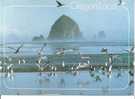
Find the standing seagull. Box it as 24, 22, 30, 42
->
0, 61, 2, 72
36, 43, 47, 65
56, 0, 64, 7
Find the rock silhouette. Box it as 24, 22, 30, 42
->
48, 15, 82, 40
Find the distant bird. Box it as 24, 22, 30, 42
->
8, 43, 26, 64
89, 71, 95, 77
95, 75, 102, 82
129, 70, 134, 76
36, 43, 47, 72
108, 64, 112, 73
48, 64, 57, 77
104, 55, 113, 73
118, 0, 122, 6
36, 63, 44, 71
123, 47, 134, 54
55, 48, 65, 55
101, 48, 108, 54
129, 80, 134, 86
0, 66, 2, 72
0, 61, 2, 71
36, 57, 46, 76
56, 0, 64, 7
7, 64, 14, 73
17, 58, 26, 64
38, 43, 47, 57
117, 72, 121, 78
5, 64, 14, 79
50, 64, 57, 72
76, 62, 89, 70
62, 61, 65, 68
8, 43, 24, 54
80, 56, 91, 60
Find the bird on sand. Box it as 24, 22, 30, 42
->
56, 0, 64, 7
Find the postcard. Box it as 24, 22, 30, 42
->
0, 0, 134, 95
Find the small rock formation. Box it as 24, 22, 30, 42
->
32, 35, 45, 41
48, 15, 83, 40
97, 30, 106, 39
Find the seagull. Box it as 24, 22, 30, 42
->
48, 64, 57, 77
105, 56, 113, 73
8, 43, 24, 54
129, 70, 134, 76
5, 64, 14, 79
123, 47, 134, 54
55, 48, 65, 55
8, 43, 26, 64
38, 43, 47, 57
7, 64, 14, 73
129, 80, 134, 86
117, 72, 122, 78
0, 66, 2, 72
95, 75, 102, 82
80, 56, 91, 60
89, 70, 95, 77
101, 48, 108, 54
0, 61, 3, 71
118, 0, 122, 6
36, 43, 47, 73
76, 62, 89, 70
62, 61, 65, 67
50, 64, 57, 72
56, 0, 64, 7
36, 63, 44, 76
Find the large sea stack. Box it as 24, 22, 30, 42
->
47, 15, 82, 40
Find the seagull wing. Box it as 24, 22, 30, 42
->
131, 47, 134, 52
17, 44, 24, 50
123, 49, 129, 52
39, 43, 46, 53
7, 46, 16, 50
118, 0, 122, 5
56, 0, 62, 6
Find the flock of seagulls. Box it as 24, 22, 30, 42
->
0, 43, 134, 79
0, 41, 134, 86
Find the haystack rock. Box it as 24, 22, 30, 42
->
48, 15, 83, 40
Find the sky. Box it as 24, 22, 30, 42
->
0, 0, 133, 43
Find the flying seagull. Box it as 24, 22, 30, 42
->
123, 47, 134, 54
8, 43, 24, 54
38, 43, 47, 56
56, 0, 64, 7
118, 0, 122, 6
